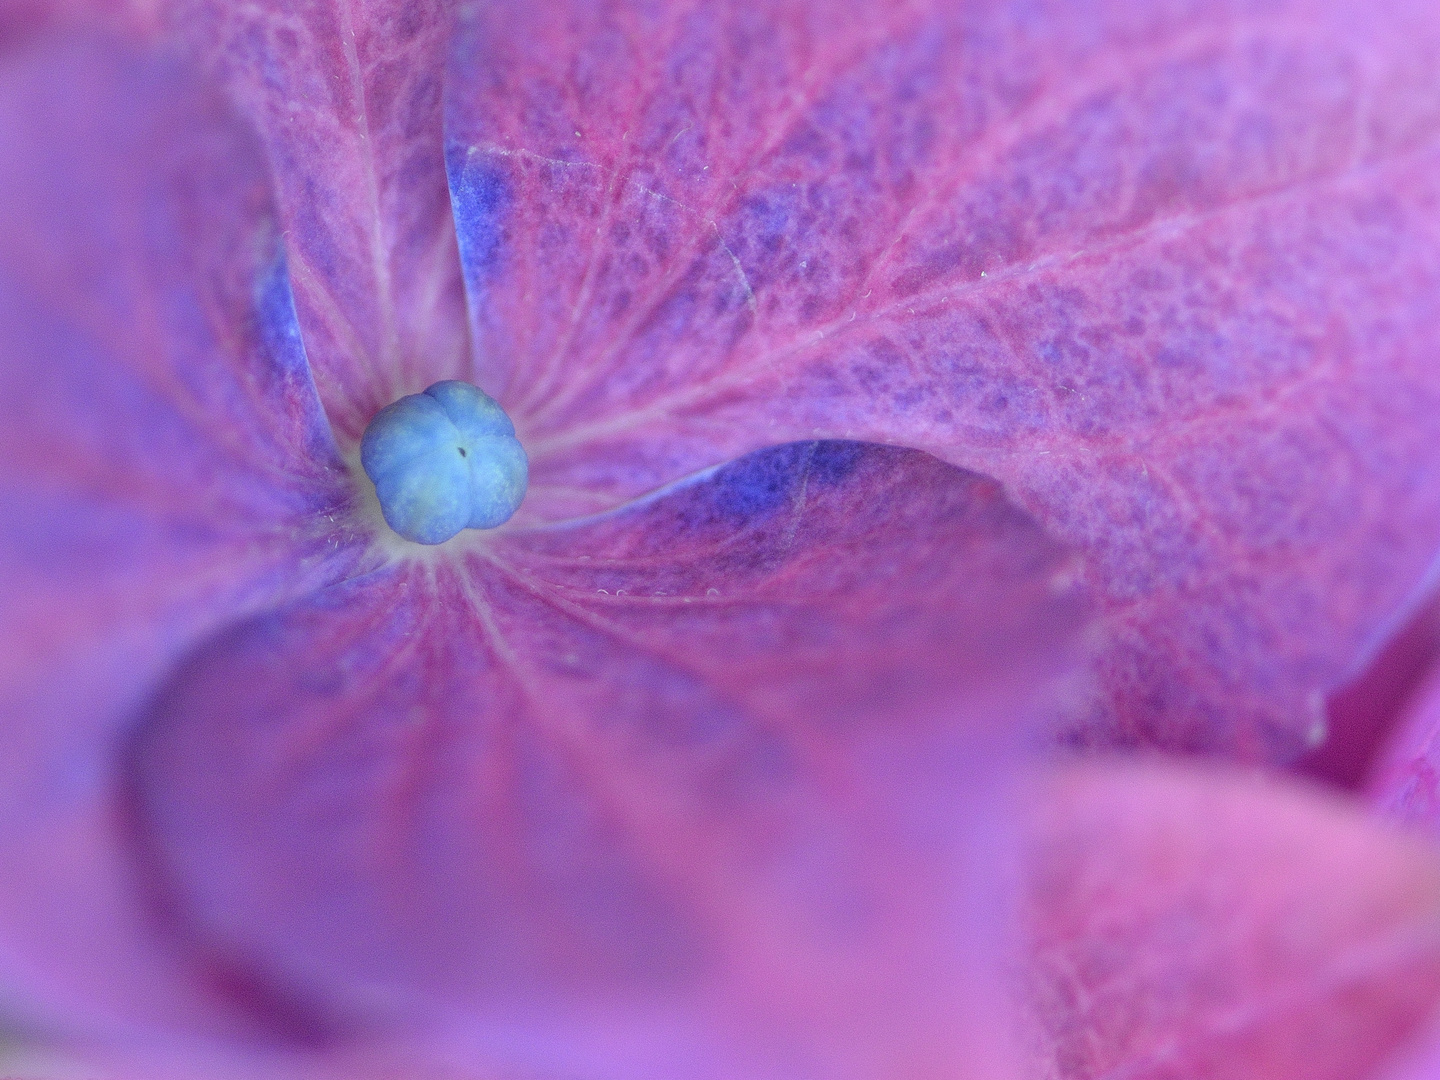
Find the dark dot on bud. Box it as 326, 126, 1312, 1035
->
359, 379, 528, 544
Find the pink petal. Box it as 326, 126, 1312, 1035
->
1027, 760, 1440, 1080
168, 0, 473, 441
0, 38, 361, 1039
129, 442, 1092, 1078
1376, 1014, 1440, 1080
446, 0, 1440, 757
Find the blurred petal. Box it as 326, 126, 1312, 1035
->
1026, 760, 1440, 1080
129, 441, 1092, 1078
0, 38, 362, 1039
170, 0, 473, 440
446, 0, 1440, 757
0, 0, 159, 45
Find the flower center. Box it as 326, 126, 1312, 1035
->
359, 380, 528, 545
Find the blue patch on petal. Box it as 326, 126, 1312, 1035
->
806, 440, 868, 486
448, 148, 512, 288
254, 241, 341, 467
681, 440, 870, 531
724, 441, 866, 516
712, 443, 814, 522
255, 245, 310, 382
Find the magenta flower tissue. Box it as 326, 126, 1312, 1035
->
5, 2, 1440, 1079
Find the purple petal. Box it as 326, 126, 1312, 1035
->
0, 38, 361, 1038
445, 0, 1440, 756
168, 0, 473, 442
1028, 760, 1440, 1080
129, 442, 1092, 1077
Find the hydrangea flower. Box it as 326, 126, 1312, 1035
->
5, 1, 1440, 1078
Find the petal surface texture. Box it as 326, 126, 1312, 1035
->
0, 39, 360, 1038
1027, 761, 1440, 1080
129, 441, 1093, 1079
444, 0, 1440, 756
167, 0, 475, 441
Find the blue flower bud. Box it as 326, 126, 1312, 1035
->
360, 381, 527, 545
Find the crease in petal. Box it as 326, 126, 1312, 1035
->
1369, 628, 1440, 837
445, 0, 1440, 757
1300, 584, 1440, 790
169, 0, 475, 441
127, 441, 1093, 1079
